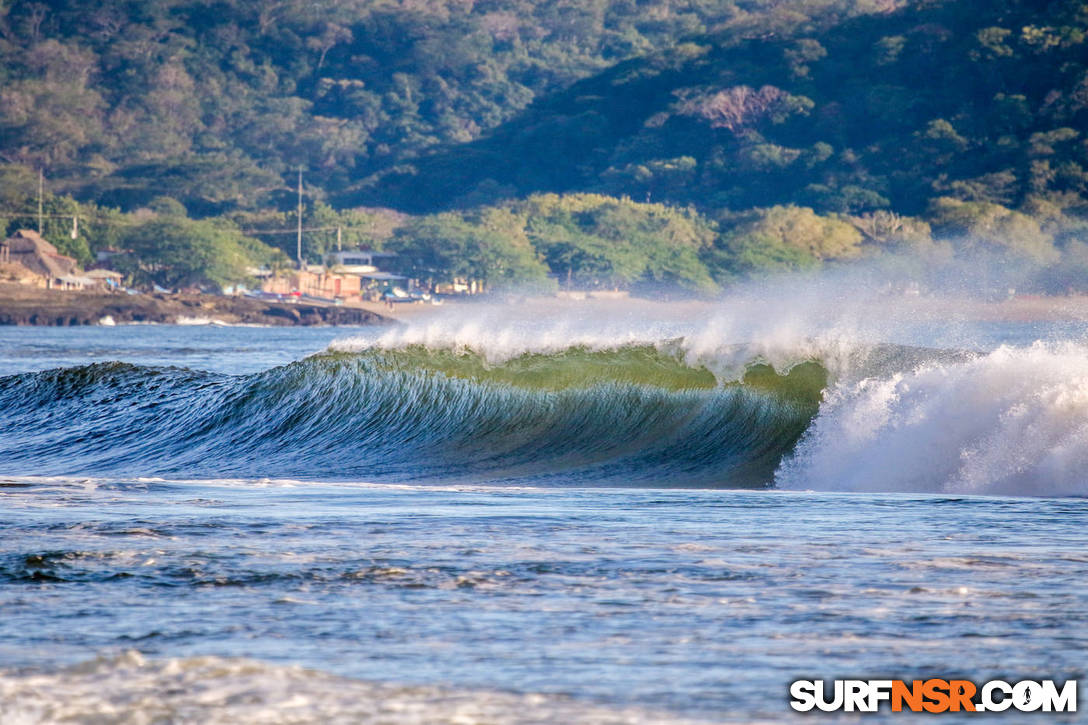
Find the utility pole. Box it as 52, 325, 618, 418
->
296, 167, 304, 270
337, 225, 342, 252
37, 169, 44, 235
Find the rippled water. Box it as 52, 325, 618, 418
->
1, 320, 1086, 723
2, 479, 1086, 723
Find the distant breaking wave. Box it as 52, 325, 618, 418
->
1, 337, 1086, 496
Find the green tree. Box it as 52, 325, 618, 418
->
720, 205, 863, 260
119, 213, 275, 290
704, 230, 819, 280
389, 211, 551, 291
926, 197, 1058, 264
518, 193, 718, 292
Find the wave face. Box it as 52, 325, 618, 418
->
4, 327, 1088, 496
0, 346, 825, 488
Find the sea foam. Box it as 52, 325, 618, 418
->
777, 342, 1088, 497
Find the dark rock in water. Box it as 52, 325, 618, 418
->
0, 283, 392, 326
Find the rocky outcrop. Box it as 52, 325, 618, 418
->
0, 284, 392, 326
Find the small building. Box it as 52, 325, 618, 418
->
83, 268, 125, 289
330, 249, 396, 272
262, 250, 404, 301
0, 260, 45, 287
261, 266, 362, 299
0, 230, 83, 289
56, 274, 98, 290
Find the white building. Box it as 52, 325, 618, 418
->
329, 250, 397, 274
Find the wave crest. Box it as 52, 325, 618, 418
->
7, 336, 1083, 496
0, 346, 825, 488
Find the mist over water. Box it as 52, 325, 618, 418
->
324, 264, 1088, 497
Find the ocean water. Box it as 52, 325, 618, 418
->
1, 296, 1086, 723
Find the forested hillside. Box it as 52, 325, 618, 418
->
0, 0, 885, 212
378, 0, 1088, 216
2, 0, 1087, 295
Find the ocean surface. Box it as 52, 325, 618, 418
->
1, 296, 1086, 723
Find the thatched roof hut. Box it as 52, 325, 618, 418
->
1, 229, 81, 287
0, 260, 46, 286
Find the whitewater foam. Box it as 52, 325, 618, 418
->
0, 651, 723, 725
777, 342, 1088, 497
329, 291, 946, 383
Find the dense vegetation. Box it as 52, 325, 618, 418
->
1, 0, 1087, 294
380, 0, 1088, 217
388, 194, 719, 294
0, 0, 879, 211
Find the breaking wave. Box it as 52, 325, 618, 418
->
778, 342, 1088, 497
1, 331, 1087, 496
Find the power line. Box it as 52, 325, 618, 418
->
0, 214, 372, 234
2, 208, 376, 244
242, 225, 345, 235
0, 212, 91, 220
